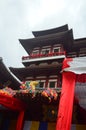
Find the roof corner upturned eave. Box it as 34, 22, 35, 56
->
19, 29, 74, 55
32, 24, 69, 37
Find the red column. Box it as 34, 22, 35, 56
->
56, 72, 76, 130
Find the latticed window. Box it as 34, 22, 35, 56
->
53, 47, 60, 53
39, 80, 46, 88
39, 82, 44, 88
32, 50, 39, 55
41, 48, 50, 55
48, 80, 57, 88
49, 82, 55, 88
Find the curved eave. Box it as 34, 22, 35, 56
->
0, 58, 21, 89
32, 24, 68, 37
68, 38, 86, 52
19, 29, 73, 54
9, 64, 62, 81
74, 38, 86, 48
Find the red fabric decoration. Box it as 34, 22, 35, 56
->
16, 111, 25, 130
56, 72, 76, 130
0, 94, 27, 130
62, 58, 73, 70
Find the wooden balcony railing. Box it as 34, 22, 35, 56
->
22, 51, 66, 60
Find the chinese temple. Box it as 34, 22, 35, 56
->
0, 24, 86, 130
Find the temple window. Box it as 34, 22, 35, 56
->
53, 47, 61, 53
48, 79, 57, 88
32, 50, 39, 55
41, 48, 50, 55
39, 80, 45, 88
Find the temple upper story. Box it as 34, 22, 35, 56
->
19, 25, 74, 66
19, 24, 86, 67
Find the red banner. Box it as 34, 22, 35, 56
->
56, 72, 76, 130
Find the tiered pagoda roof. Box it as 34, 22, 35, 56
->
67, 38, 86, 57
19, 25, 74, 54
32, 24, 68, 37
10, 24, 86, 81
9, 63, 62, 81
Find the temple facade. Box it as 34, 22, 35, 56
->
10, 24, 86, 130
0, 24, 86, 130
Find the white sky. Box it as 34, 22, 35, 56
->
0, 0, 86, 67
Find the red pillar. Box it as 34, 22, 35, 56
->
56, 72, 76, 130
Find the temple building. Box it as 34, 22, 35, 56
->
0, 24, 86, 130
10, 24, 72, 86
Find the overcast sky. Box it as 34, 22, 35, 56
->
0, 0, 86, 67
